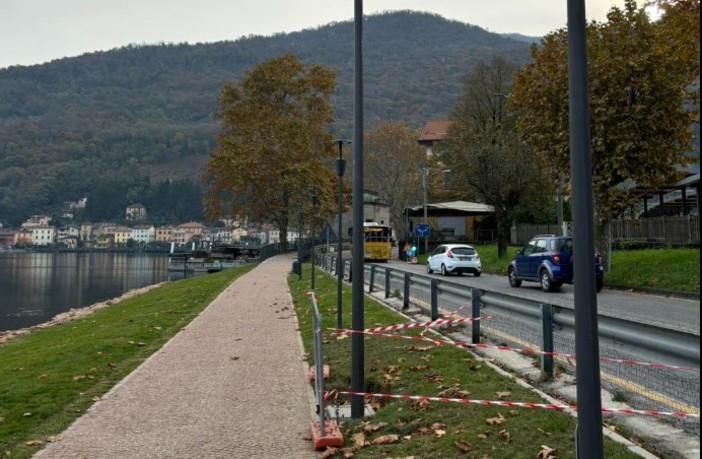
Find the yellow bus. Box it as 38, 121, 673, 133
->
363, 222, 392, 261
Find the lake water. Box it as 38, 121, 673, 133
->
0, 252, 184, 333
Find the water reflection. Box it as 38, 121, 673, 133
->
0, 252, 180, 332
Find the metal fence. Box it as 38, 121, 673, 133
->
321, 254, 700, 434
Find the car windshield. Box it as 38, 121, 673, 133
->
451, 247, 476, 256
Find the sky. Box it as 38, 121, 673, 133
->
0, 0, 630, 70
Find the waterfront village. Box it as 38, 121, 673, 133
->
0, 202, 297, 251
0, 192, 395, 252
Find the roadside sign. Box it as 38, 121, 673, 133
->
414, 223, 430, 238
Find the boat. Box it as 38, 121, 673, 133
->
167, 250, 242, 273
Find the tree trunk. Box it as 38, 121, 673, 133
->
496, 216, 511, 258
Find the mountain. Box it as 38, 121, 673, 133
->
501, 33, 542, 44
0, 10, 532, 227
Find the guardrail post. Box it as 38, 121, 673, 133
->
384, 267, 391, 299
471, 288, 481, 344
430, 279, 439, 321
403, 272, 410, 310
541, 303, 554, 379
369, 264, 376, 293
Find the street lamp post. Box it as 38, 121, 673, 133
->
297, 208, 302, 280
310, 192, 318, 290
333, 139, 350, 331
420, 166, 429, 254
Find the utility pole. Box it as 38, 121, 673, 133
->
567, 0, 604, 456
333, 139, 349, 331
420, 166, 429, 254
351, 0, 365, 419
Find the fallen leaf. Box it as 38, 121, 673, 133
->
24, 440, 43, 447
495, 391, 511, 400
342, 451, 355, 459
486, 413, 505, 425
336, 333, 349, 340
370, 434, 399, 445
319, 447, 337, 459
455, 440, 473, 452
409, 364, 429, 371
38, 374, 48, 380
362, 422, 388, 434
352, 432, 366, 448
538, 445, 557, 459
384, 365, 401, 374
91, 396, 101, 402
431, 422, 446, 430
509, 410, 519, 417
537, 428, 552, 437
435, 429, 446, 438
46, 436, 61, 443
23, 412, 32, 417
73, 375, 87, 382
498, 429, 511, 443
476, 433, 489, 440
412, 427, 432, 436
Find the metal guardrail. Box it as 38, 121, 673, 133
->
319, 253, 700, 429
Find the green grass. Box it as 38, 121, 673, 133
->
0, 264, 255, 459
418, 246, 700, 293
290, 265, 644, 458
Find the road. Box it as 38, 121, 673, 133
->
377, 259, 700, 335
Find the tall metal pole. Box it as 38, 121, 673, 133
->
351, 0, 365, 419
421, 167, 429, 254
567, 1, 603, 457
297, 209, 302, 280
334, 140, 349, 332
311, 193, 317, 290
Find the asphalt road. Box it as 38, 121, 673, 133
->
377, 259, 700, 335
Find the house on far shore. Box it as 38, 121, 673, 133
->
126, 203, 147, 221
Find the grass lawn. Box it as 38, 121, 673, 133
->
289, 265, 645, 458
419, 245, 700, 293
0, 264, 255, 459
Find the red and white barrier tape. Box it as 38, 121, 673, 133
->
332, 328, 700, 372
364, 315, 490, 334
328, 390, 700, 419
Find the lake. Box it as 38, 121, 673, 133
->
0, 252, 184, 333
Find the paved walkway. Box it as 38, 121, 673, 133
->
36, 255, 318, 459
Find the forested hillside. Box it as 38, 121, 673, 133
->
0, 11, 533, 226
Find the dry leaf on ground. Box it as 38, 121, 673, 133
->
486, 413, 506, 425
538, 445, 557, 458
370, 434, 399, 445
455, 440, 473, 452
498, 429, 512, 443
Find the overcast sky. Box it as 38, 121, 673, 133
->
1, 0, 629, 70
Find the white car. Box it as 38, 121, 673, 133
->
426, 244, 481, 277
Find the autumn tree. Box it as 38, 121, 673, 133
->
512, 0, 699, 262
363, 122, 426, 237
203, 54, 339, 251
440, 57, 544, 257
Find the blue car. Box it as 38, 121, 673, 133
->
507, 235, 604, 292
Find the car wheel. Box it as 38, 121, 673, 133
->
474, 270, 481, 277
426, 263, 433, 274
441, 264, 448, 276
540, 269, 558, 292
596, 278, 603, 292
508, 266, 521, 287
